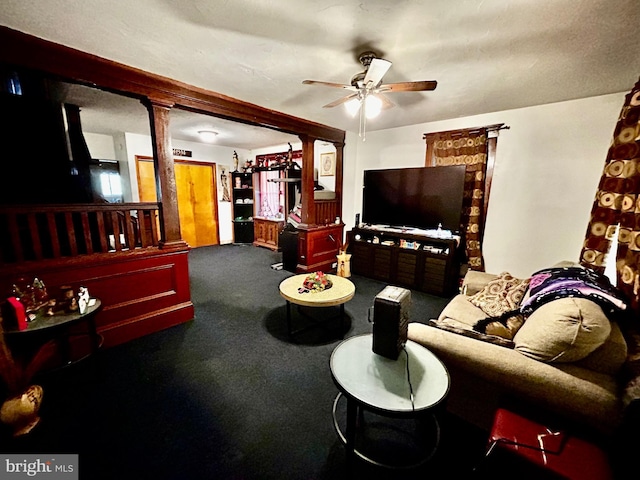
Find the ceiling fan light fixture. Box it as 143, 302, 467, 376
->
344, 97, 361, 117
365, 95, 383, 119
198, 130, 218, 142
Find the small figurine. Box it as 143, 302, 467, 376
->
286, 142, 293, 167
233, 151, 239, 172
220, 171, 230, 202
78, 286, 90, 314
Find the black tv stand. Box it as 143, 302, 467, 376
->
347, 226, 461, 296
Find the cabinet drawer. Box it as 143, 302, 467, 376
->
351, 243, 372, 276
373, 248, 391, 280
396, 251, 418, 286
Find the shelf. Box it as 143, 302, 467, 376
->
232, 172, 254, 243
268, 177, 301, 183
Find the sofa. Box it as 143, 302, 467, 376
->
407, 265, 639, 438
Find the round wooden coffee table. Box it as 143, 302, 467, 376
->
278, 274, 355, 338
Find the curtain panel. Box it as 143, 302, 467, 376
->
431, 130, 488, 271
581, 78, 640, 313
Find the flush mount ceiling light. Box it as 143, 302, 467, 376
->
198, 130, 218, 142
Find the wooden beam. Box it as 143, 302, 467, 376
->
0, 26, 345, 145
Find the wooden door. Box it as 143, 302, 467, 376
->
136, 156, 219, 248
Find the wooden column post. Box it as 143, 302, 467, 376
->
333, 141, 345, 223
299, 135, 316, 225
144, 97, 187, 249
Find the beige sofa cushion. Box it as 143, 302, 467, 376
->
514, 298, 611, 363
574, 321, 627, 375
438, 294, 487, 327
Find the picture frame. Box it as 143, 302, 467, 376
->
320, 152, 336, 176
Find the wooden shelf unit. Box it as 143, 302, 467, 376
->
231, 171, 255, 243
347, 227, 461, 296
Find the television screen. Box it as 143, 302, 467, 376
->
362, 165, 466, 232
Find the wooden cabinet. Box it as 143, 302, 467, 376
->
347, 227, 460, 297
296, 223, 344, 273
253, 217, 285, 251
232, 172, 254, 243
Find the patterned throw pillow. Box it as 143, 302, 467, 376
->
468, 272, 530, 317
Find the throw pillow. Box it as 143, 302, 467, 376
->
468, 271, 530, 318
513, 297, 611, 363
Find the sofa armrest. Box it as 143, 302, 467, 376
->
461, 271, 498, 296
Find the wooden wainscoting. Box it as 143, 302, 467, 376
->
0, 247, 194, 348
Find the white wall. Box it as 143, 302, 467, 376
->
344, 93, 625, 278
85, 132, 116, 159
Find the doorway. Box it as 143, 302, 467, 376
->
136, 156, 220, 248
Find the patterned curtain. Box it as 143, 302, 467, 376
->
581, 78, 640, 314
432, 130, 488, 271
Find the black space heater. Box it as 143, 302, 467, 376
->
371, 286, 411, 360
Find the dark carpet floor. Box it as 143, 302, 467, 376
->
0, 244, 490, 479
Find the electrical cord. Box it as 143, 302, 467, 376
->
403, 345, 415, 412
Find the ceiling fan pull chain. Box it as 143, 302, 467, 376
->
360, 95, 366, 140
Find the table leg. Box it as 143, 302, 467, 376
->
339, 303, 345, 336
286, 301, 292, 338
87, 315, 102, 375
345, 396, 357, 471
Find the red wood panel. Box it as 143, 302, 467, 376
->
0, 248, 194, 347
296, 224, 344, 273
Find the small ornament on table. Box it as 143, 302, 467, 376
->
60, 286, 78, 312
77, 286, 90, 314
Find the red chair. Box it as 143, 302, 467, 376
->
480, 408, 614, 479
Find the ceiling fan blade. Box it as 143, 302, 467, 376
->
302, 80, 357, 91
322, 93, 359, 108
363, 58, 392, 88
377, 93, 395, 110
378, 80, 438, 92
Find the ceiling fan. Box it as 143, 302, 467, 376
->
303, 51, 437, 139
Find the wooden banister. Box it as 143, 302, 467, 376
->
0, 203, 160, 265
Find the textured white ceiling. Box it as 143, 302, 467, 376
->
1, 0, 638, 148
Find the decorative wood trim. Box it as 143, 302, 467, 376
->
0, 26, 345, 144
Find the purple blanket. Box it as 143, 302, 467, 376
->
520, 267, 628, 316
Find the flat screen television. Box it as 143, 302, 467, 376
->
362, 165, 466, 232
